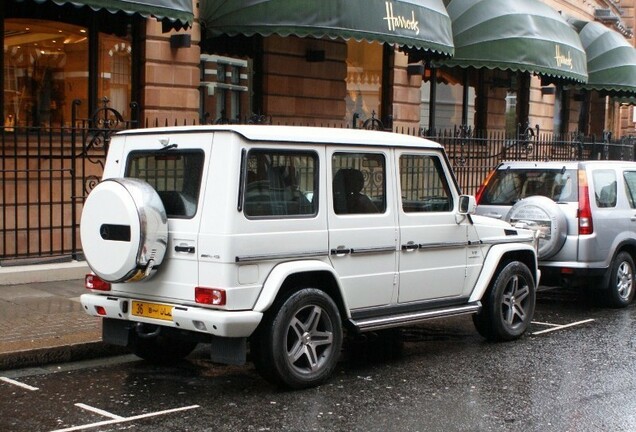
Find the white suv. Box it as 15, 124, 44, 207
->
80, 125, 539, 389
476, 160, 636, 308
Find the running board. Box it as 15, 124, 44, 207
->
349, 301, 482, 332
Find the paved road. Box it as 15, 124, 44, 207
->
1, 287, 635, 432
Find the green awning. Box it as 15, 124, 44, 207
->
571, 20, 636, 95
25, 0, 193, 28
439, 0, 588, 83
200, 0, 454, 57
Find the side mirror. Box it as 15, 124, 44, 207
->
458, 195, 476, 215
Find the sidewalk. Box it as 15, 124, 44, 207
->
0, 268, 126, 370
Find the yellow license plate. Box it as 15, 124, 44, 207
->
131, 301, 174, 321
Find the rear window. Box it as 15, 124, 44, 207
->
125, 150, 204, 219
480, 168, 577, 205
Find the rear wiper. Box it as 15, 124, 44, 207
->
158, 143, 178, 151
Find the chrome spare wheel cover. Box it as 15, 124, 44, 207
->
80, 178, 168, 283
505, 195, 567, 260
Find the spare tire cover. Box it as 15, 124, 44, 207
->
80, 178, 168, 283
505, 195, 567, 260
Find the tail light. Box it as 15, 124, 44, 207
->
85, 274, 111, 291
195, 287, 226, 306
476, 167, 497, 204
578, 170, 593, 235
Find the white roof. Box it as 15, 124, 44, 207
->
499, 160, 636, 169
117, 125, 443, 149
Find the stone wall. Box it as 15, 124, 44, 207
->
141, 2, 201, 126
262, 36, 347, 126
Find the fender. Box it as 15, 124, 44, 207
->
252, 260, 350, 315
599, 240, 636, 289
468, 243, 539, 303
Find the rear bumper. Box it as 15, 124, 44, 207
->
539, 264, 607, 287
80, 293, 262, 338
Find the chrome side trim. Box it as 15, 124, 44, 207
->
350, 302, 482, 332
479, 236, 534, 245
417, 241, 468, 250
351, 246, 396, 255
235, 250, 328, 263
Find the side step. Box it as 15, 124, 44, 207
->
349, 301, 482, 332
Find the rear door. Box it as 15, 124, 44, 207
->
118, 133, 210, 300
327, 148, 398, 310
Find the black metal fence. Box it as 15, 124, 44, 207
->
413, 126, 636, 195
1, 111, 635, 263
0, 99, 133, 265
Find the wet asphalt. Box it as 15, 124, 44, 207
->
2, 286, 636, 431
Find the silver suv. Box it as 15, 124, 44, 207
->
476, 160, 636, 307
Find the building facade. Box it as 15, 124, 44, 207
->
2, 0, 636, 263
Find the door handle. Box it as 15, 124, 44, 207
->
175, 245, 195, 253
330, 247, 352, 256
401, 242, 419, 252
483, 213, 502, 219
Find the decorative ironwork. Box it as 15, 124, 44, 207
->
362, 111, 384, 130
454, 124, 473, 167
72, 98, 129, 195
518, 122, 539, 156
603, 130, 612, 160
246, 113, 271, 124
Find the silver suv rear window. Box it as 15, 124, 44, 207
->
480, 168, 577, 205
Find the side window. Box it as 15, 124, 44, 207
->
593, 169, 617, 208
624, 171, 636, 208
243, 149, 317, 218
332, 153, 386, 214
399, 154, 452, 213
126, 150, 204, 219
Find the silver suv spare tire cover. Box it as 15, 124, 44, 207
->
80, 178, 168, 283
505, 195, 567, 260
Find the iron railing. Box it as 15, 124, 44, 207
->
1, 112, 634, 263
407, 125, 635, 195
0, 98, 134, 265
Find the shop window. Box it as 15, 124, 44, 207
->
505, 91, 517, 136
420, 69, 475, 132
4, 19, 87, 127
4, 18, 132, 128
99, 37, 132, 119
346, 41, 383, 129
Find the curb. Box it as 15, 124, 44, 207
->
0, 261, 90, 286
0, 342, 129, 371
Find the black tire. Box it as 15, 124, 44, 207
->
606, 251, 635, 308
130, 332, 198, 364
473, 261, 536, 341
252, 288, 343, 389
505, 195, 567, 260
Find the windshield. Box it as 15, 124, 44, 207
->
480, 168, 577, 205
